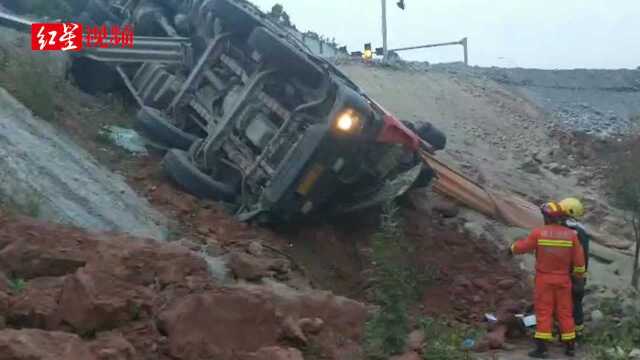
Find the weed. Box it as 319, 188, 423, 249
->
8, 277, 26, 294
583, 297, 640, 359
364, 202, 425, 359
419, 317, 482, 360
0, 50, 59, 121
301, 343, 325, 359
79, 328, 97, 340
131, 303, 142, 321
0, 189, 42, 218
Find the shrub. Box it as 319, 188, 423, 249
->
0, 47, 60, 121
609, 140, 640, 288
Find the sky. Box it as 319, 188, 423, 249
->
250, 0, 640, 69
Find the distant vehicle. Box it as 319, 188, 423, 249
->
1, 0, 447, 223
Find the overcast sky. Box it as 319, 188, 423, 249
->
250, 0, 639, 69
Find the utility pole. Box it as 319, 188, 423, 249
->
381, 0, 388, 61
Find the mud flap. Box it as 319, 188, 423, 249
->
332, 163, 424, 214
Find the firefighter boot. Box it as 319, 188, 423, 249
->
528, 339, 548, 358
565, 341, 576, 357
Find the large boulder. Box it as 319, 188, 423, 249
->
56, 236, 212, 334
58, 266, 155, 334
88, 331, 137, 360
7, 277, 65, 330
157, 283, 368, 360
0, 329, 95, 360
157, 289, 282, 359
241, 346, 304, 360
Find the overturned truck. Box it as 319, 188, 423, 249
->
2, 0, 446, 223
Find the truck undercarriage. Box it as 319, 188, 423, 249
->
1, 0, 447, 223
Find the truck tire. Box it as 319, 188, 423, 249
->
416, 122, 447, 151
162, 149, 236, 201
134, 107, 199, 151
248, 27, 323, 88
70, 57, 123, 94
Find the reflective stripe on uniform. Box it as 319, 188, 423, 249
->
538, 239, 574, 248
561, 332, 576, 341
534, 332, 553, 340
573, 266, 586, 274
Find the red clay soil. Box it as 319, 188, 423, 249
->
123, 155, 532, 322
0, 212, 368, 360
402, 209, 531, 323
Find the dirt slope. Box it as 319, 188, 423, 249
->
339, 63, 635, 290
0, 88, 168, 240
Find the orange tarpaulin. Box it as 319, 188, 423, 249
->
420, 151, 630, 250
420, 151, 544, 229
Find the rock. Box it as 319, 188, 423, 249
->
228, 253, 291, 280
497, 279, 516, 290
282, 316, 308, 344
0, 329, 96, 359
405, 329, 425, 352
58, 268, 153, 333
157, 289, 281, 359
432, 200, 460, 218
205, 238, 223, 257
88, 331, 137, 360
472, 278, 494, 292
463, 222, 486, 240
591, 309, 604, 324
390, 351, 421, 360
519, 160, 541, 174
177, 238, 202, 251
547, 162, 570, 175
621, 298, 640, 317
251, 346, 304, 360
298, 317, 324, 335
478, 324, 508, 350
54, 236, 210, 334
7, 277, 65, 330
248, 241, 264, 257
0, 236, 86, 279
629, 348, 640, 359
229, 253, 272, 281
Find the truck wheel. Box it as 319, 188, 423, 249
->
70, 58, 123, 94
248, 27, 323, 88
134, 107, 199, 151
416, 122, 447, 151
162, 149, 236, 201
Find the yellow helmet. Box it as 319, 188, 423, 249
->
560, 197, 585, 219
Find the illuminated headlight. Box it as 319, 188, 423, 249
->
334, 109, 361, 133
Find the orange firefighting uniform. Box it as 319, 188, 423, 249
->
511, 224, 586, 342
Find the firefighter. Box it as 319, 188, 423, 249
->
509, 202, 586, 358
559, 197, 589, 337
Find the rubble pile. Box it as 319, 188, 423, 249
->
0, 212, 367, 360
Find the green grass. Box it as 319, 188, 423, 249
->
419, 318, 482, 360
364, 202, 430, 359
0, 47, 60, 121
0, 189, 42, 218
583, 297, 640, 359
8, 277, 26, 294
